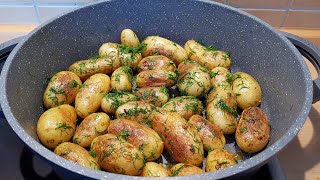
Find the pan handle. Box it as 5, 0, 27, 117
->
281, 31, 320, 104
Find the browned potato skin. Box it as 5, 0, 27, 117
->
54, 142, 100, 170
150, 110, 204, 166
136, 70, 177, 88
236, 107, 270, 153
141, 162, 169, 177
43, 71, 82, 109
137, 55, 176, 72
170, 163, 204, 176
189, 115, 226, 151
90, 134, 145, 175
73, 113, 110, 147
135, 87, 169, 107
206, 149, 237, 172
108, 119, 164, 161
162, 96, 203, 120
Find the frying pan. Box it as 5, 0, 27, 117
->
1, 0, 320, 179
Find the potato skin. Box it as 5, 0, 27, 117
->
101, 91, 137, 114
170, 163, 204, 176
188, 115, 226, 151
142, 36, 188, 65
90, 134, 145, 175
137, 55, 176, 72
75, 74, 111, 118
136, 70, 177, 88
121, 29, 139, 48
54, 142, 99, 170
37, 104, 77, 149
73, 113, 110, 147
150, 110, 204, 166
118, 49, 142, 70
141, 162, 169, 177
108, 119, 164, 161
210, 67, 232, 91
111, 66, 133, 91
232, 72, 262, 109
162, 96, 203, 120
235, 107, 270, 153
135, 87, 169, 107
43, 71, 82, 109
206, 149, 237, 172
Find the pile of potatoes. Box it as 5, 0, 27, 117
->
37, 29, 270, 177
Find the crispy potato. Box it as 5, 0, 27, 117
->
37, 104, 77, 149
232, 72, 262, 109
142, 36, 188, 65
54, 142, 99, 170
136, 70, 177, 88
90, 134, 145, 175
206, 149, 237, 172
121, 29, 140, 48
235, 107, 270, 153
137, 55, 176, 72
111, 66, 133, 91
210, 67, 232, 91
135, 87, 169, 107
150, 110, 204, 166
141, 162, 169, 177
43, 71, 81, 109
170, 163, 204, 176
189, 115, 226, 151
101, 91, 137, 114
73, 113, 110, 147
75, 74, 111, 118
108, 119, 164, 161
162, 96, 203, 120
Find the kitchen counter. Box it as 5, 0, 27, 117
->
1, 25, 320, 180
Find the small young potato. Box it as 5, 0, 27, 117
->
235, 107, 270, 153
115, 101, 156, 127
210, 67, 232, 91
90, 134, 145, 176
37, 104, 77, 149
108, 119, 164, 161
150, 109, 204, 166
141, 162, 169, 177
73, 113, 110, 148
43, 71, 82, 109
162, 96, 203, 120
54, 142, 100, 170
135, 87, 169, 107
232, 72, 262, 109
142, 36, 188, 65
136, 69, 177, 88
121, 29, 140, 48
75, 74, 111, 118
206, 149, 237, 172
185, 40, 231, 69
118, 48, 142, 70
137, 55, 176, 72
98, 42, 119, 59
170, 163, 204, 176
111, 66, 133, 91
101, 91, 137, 114
189, 115, 226, 151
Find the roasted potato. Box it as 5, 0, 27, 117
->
118, 48, 142, 70
136, 69, 177, 88
111, 66, 133, 91
137, 55, 176, 72
75, 74, 111, 118
73, 112, 110, 147
37, 104, 77, 149
43, 71, 81, 109
162, 96, 203, 120
135, 87, 169, 107
206, 149, 237, 172
101, 91, 137, 114
108, 119, 164, 161
121, 29, 140, 48
235, 107, 270, 153
141, 162, 169, 177
90, 134, 145, 175
54, 142, 99, 170
98, 42, 119, 59
210, 67, 232, 91
170, 163, 204, 176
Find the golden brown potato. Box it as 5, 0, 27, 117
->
73, 113, 110, 147
99, 42, 119, 59
142, 36, 188, 65
206, 149, 237, 172
136, 70, 177, 88
111, 66, 133, 91
162, 96, 203, 120
150, 110, 204, 166
43, 71, 82, 109
232, 72, 262, 109
37, 104, 77, 149
141, 162, 169, 177
235, 107, 270, 153
121, 29, 140, 48
90, 134, 145, 175
189, 115, 226, 151
210, 67, 232, 91
101, 91, 137, 115
170, 163, 204, 176
75, 74, 111, 118
137, 55, 176, 72
118, 48, 142, 70
135, 87, 169, 107
108, 119, 164, 161
54, 142, 99, 170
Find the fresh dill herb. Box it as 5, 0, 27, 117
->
70, 80, 78, 88
50, 87, 65, 94
216, 99, 238, 117
240, 127, 247, 133
120, 130, 130, 141
55, 122, 73, 130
